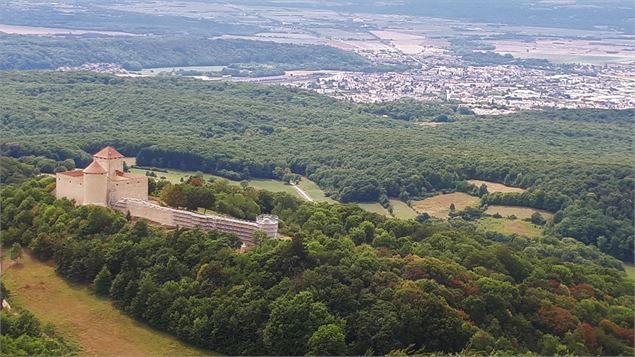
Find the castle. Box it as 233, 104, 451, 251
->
56, 146, 278, 243
55, 146, 148, 206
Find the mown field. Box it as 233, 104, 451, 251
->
467, 179, 526, 193
411, 192, 480, 218
484, 205, 554, 220
1, 251, 212, 356
475, 217, 544, 238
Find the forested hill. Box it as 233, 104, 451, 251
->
0, 35, 373, 71
0, 72, 633, 261
2, 176, 634, 355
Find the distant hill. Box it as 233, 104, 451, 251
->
0, 35, 373, 71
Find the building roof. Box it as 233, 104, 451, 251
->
93, 146, 124, 159
58, 170, 84, 177
84, 160, 107, 174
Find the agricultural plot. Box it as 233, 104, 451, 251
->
411, 192, 480, 218
467, 179, 526, 193
476, 217, 544, 238
390, 199, 419, 220
485, 205, 553, 220
1, 252, 210, 356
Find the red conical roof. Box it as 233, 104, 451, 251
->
84, 160, 107, 174
93, 146, 124, 159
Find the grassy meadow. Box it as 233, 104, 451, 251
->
467, 179, 526, 193
484, 205, 554, 220
475, 217, 544, 238
1, 251, 212, 356
411, 192, 480, 218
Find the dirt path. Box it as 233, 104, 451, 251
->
2, 252, 212, 356
292, 183, 314, 202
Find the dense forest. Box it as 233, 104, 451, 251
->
1, 176, 633, 355
0, 35, 374, 71
0, 72, 632, 261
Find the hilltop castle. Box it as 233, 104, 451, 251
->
56, 146, 277, 243
55, 146, 148, 206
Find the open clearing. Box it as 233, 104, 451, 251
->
356, 202, 391, 217
355, 199, 418, 220
467, 179, 526, 193
485, 205, 553, 220
412, 192, 480, 218
390, 199, 419, 220
297, 178, 337, 203
1, 252, 211, 356
476, 217, 543, 237
129, 167, 331, 203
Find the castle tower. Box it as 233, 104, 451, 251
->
93, 146, 124, 177
256, 214, 279, 238
83, 160, 108, 206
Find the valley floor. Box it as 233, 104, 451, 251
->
1, 252, 212, 356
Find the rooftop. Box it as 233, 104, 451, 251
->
58, 170, 84, 177
93, 146, 124, 159
84, 160, 107, 174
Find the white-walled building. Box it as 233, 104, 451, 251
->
56, 146, 148, 206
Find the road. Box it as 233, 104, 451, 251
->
292, 183, 314, 202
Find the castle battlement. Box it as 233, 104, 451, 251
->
56, 146, 278, 244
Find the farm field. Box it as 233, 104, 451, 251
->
1, 251, 211, 356
412, 192, 480, 218
476, 217, 544, 238
485, 205, 554, 220
467, 179, 526, 193
356, 202, 391, 217
390, 199, 419, 219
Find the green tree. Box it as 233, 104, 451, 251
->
10, 242, 22, 264
263, 291, 334, 355
94, 265, 113, 296
307, 324, 348, 356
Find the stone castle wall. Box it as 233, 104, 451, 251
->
111, 198, 278, 246
109, 177, 148, 203
56, 175, 84, 204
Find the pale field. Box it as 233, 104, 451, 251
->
476, 217, 544, 238
389, 199, 419, 220
485, 205, 554, 220
467, 179, 526, 193
1, 252, 211, 356
0, 23, 135, 36
488, 38, 635, 64
356, 202, 391, 217
411, 192, 480, 218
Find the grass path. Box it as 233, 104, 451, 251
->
1, 252, 211, 356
